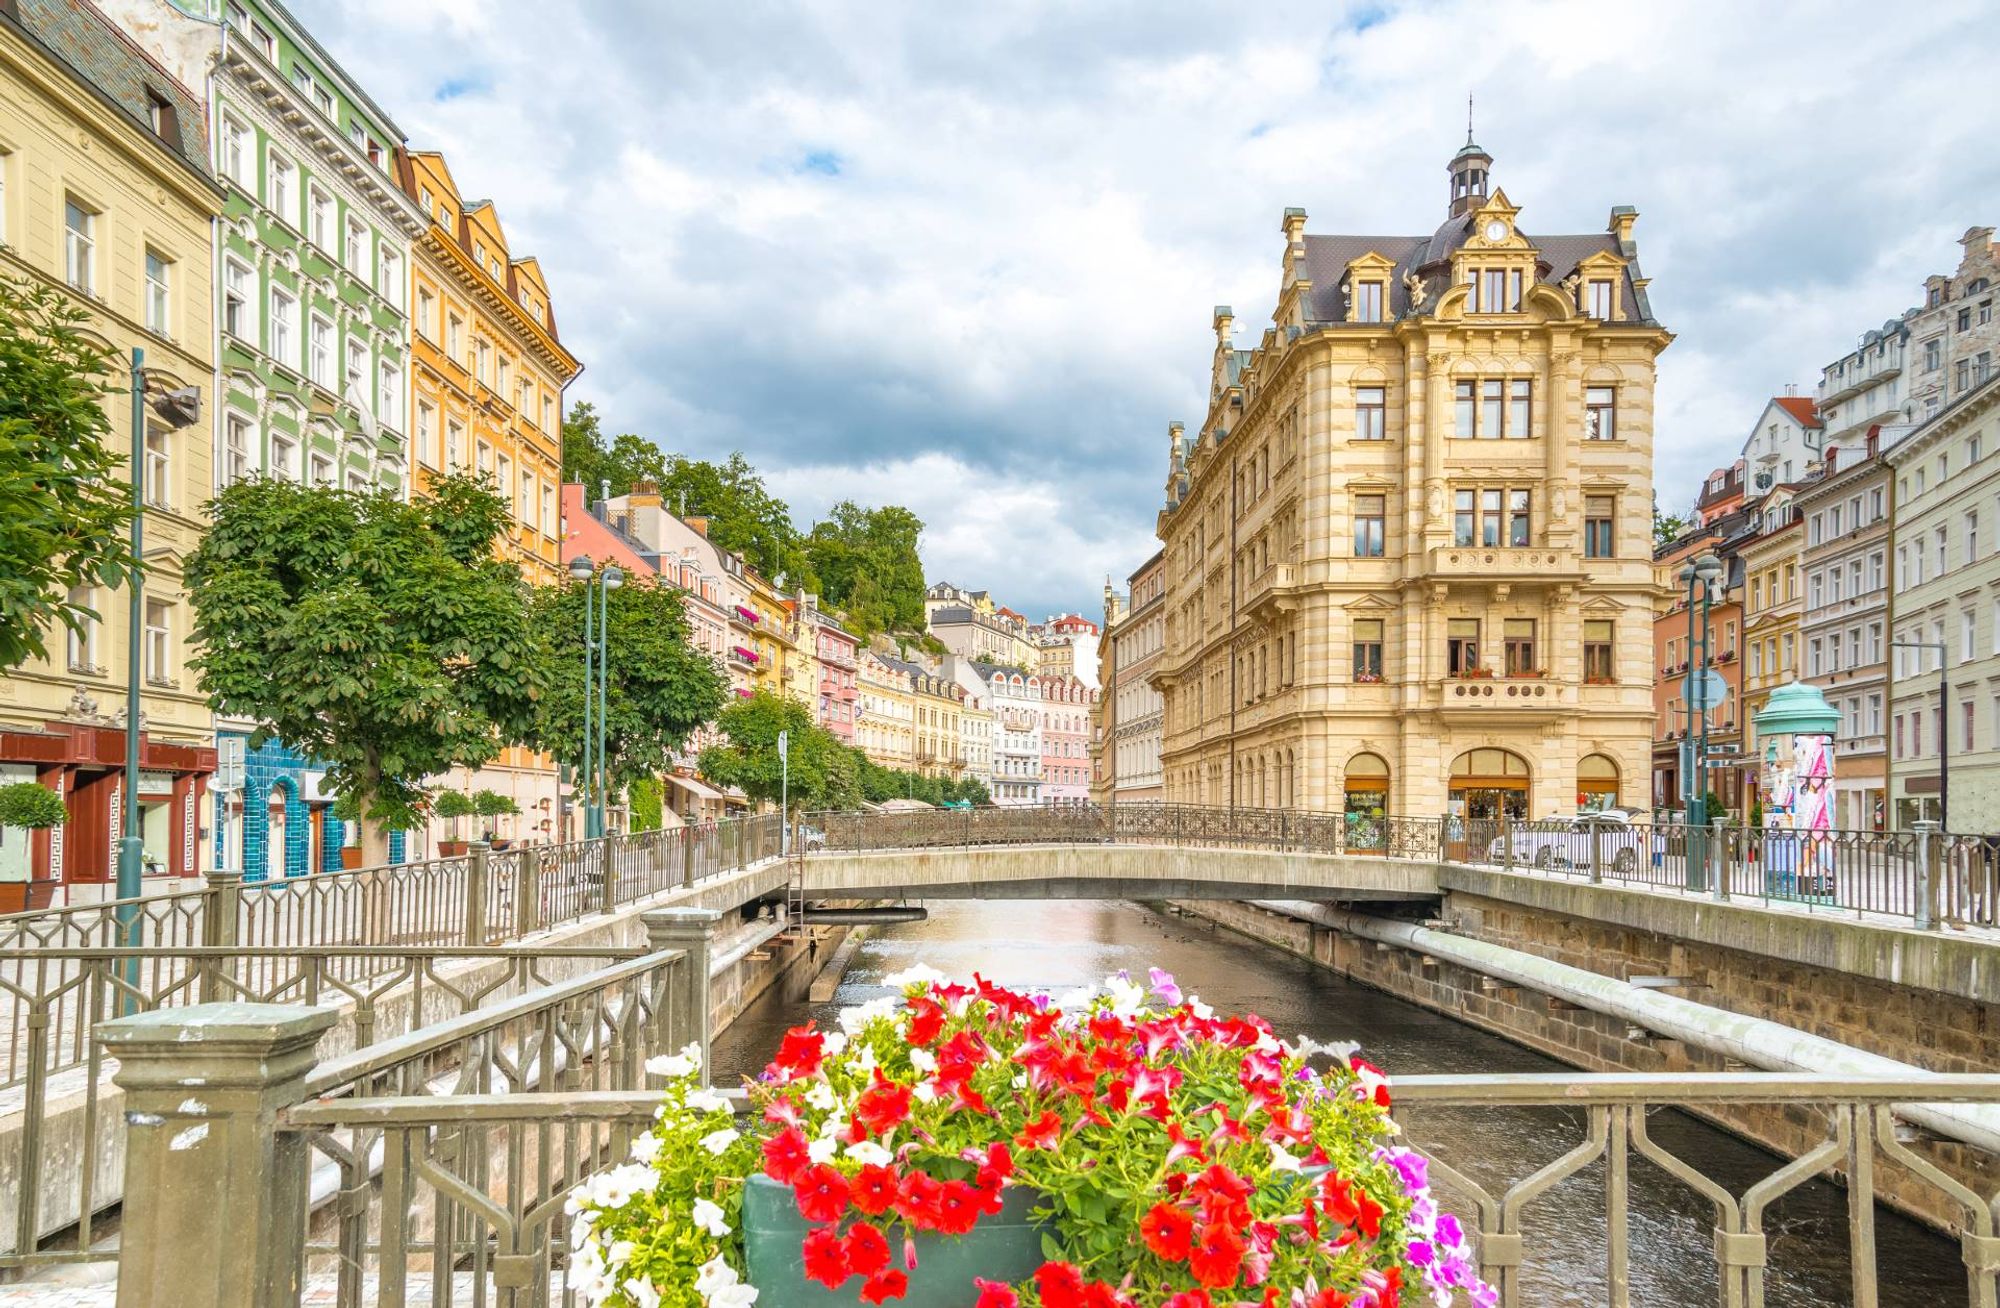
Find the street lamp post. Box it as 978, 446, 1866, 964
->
569, 556, 595, 838
1889, 640, 1949, 830
1678, 550, 1725, 889
596, 565, 622, 836
567, 557, 623, 840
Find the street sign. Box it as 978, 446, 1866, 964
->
777, 730, 789, 761
215, 737, 245, 793
1684, 669, 1728, 712
1678, 738, 1694, 800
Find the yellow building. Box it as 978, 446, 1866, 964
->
1156, 136, 1669, 821
1739, 491, 1804, 779
0, 0, 224, 903
738, 570, 809, 704
398, 149, 579, 845
857, 649, 916, 770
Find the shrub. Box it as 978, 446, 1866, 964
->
0, 783, 68, 830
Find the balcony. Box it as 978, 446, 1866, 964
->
1243, 563, 1300, 621
1425, 677, 1566, 718
728, 646, 759, 669
1427, 545, 1583, 584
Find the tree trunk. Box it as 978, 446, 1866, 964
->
355, 783, 390, 945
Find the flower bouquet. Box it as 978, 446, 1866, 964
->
569, 967, 1491, 1308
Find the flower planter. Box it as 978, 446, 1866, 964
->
742, 1175, 1048, 1307
437, 839, 469, 857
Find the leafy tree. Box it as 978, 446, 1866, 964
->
697, 690, 840, 813
472, 789, 519, 818
1653, 492, 1692, 552
629, 776, 665, 832
657, 452, 809, 583
0, 782, 68, 830
0, 276, 142, 669
561, 403, 671, 500
434, 790, 477, 840
185, 473, 545, 866
527, 571, 727, 794
804, 502, 927, 640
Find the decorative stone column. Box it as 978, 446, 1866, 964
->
643, 907, 724, 1080
97, 1003, 337, 1308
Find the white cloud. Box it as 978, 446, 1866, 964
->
310, 0, 2000, 616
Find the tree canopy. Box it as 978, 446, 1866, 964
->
526, 571, 727, 792
803, 501, 928, 641
696, 690, 838, 813
184, 473, 544, 863
560, 403, 671, 500
655, 452, 809, 585
0, 276, 142, 670
1653, 492, 1693, 552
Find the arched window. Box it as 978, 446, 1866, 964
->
1343, 752, 1390, 847
1448, 748, 1531, 820
1578, 754, 1621, 813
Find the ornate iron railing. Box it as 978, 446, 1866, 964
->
250, 1073, 2000, 1308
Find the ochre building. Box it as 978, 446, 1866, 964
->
1155, 136, 1669, 822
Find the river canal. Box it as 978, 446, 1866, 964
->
712, 898, 1962, 1307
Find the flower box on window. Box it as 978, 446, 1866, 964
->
1353, 671, 1384, 684
1455, 667, 1494, 680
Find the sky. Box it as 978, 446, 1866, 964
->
315, 0, 2000, 620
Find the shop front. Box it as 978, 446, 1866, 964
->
0, 722, 214, 909
1341, 752, 1391, 850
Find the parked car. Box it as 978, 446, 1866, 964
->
797, 825, 826, 852
1486, 811, 1644, 875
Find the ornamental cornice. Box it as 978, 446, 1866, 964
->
421, 233, 580, 380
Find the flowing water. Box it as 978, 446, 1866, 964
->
713, 898, 1965, 1307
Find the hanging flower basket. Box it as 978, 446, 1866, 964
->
568, 968, 1492, 1308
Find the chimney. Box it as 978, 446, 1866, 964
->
1281, 208, 1307, 284
685, 516, 709, 538
1607, 205, 1639, 251
1213, 306, 1234, 348
1784, 382, 1798, 397
630, 480, 661, 507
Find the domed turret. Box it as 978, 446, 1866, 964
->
1448, 96, 1491, 218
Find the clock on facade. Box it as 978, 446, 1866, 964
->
1484, 219, 1509, 243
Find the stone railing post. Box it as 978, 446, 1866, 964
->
682, 827, 697, 888
1914, 821, 1939, 930
515, 845, 542, 939
1500, 816, 1515, 874
1588, 817, 1603, 884
98, 1003, 337, 1308
599, 838, 620, 916
199, 869, 243, 1003
1712, 819, 1730, 901
463, 840, 490, 946
644, 907, 724, 1082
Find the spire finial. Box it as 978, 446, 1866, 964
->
1466, 92, 1474, 146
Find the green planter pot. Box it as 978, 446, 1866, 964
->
741, 1175, 1049, 1308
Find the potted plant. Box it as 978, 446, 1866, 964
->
473, 789, 520, 849
0, 782, 68, 912
570, 968, 1490, 1308
434, 790, 476, 856
331, 793, 365, 869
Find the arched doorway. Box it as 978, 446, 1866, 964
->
265, 787, 288, 881
1578, 754, 1621, 813
1448, 748, 1531, 821
1343, 753, 1391, 848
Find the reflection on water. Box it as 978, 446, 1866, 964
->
714, 899, 1961, 1308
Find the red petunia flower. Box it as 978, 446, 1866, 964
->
1034, 1261, 1088, 1308
793, 1163, 850, 1225
770, 1024, 825, 1079
905, 996, 946, 1046
974, 1278, 1020, 1308
853, 1073, 914, 1137
761, 1126, 811, 1184
1308, 1288, 1351, 1308
859, 1269, 910, 1304
1160, 1291, 1213, 1308
801, 1226, 851, 1289
842, 1222, 892, 1276
848, 1164, 901, 1216
1140, 1201, 1195, 1261
895, 1170, 944, 1231
932, 1179, 985, 1236
975, 1141, 1015, 1190
1189, 1222, 1247, 1289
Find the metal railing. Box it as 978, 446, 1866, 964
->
106, 1066, 2000, 1308
807, 804, 1999, 930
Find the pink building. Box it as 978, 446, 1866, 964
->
1039, 676, 1096, 803
802, 597, 859, 744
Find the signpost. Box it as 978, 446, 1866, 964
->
1684, 669, 1728, 714
777, 729, 790, 856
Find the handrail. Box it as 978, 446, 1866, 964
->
297, 945, 685, 1098
0, 944, 646, 960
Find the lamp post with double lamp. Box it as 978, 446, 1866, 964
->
1889, 639, 1949, 830
1678, 550, 1726, 889
595, 564, 622, 836
566, 557, 625, 839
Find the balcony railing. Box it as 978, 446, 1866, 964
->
1429, 545, 1583, 581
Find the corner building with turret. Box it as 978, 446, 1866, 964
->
1154, 137, 1669, 823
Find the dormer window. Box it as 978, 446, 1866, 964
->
1587, 279, 1613, 319
1466, 267, 1521, 313
1353, 281, 1384, 323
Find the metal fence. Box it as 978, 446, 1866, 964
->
808, 803, 1997, 930
102, 1062, 2000, 1308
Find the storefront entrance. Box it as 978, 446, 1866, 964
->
1447, 748, 1531, 820
1342, 753, 1391, 850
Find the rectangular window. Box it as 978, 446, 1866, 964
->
1353, 494, 1385, 557
309, 452, 333, 486
1968, 511, 1980, 561
1448, 619, 1481, 675
476, 338, 492, 386
1583, 620, 1614, 681
345, 216, 368, 276
380, 249, 401, 308
308, 185, 332, 250
143, 426, 170, 508
1508, 489, 1531, 546
415, 287, 434, 339
1504, 619, 1537, 674
1453, 490, 1475, 546
1966, 701, 1977, 751
1894, 715, 1904, 759
542, 396, 555, 432
1808, 637, 1823, 678
269, 287, 297, 364
223, 412, 253, 485
143, 250, 171, 334
542, 484, 556, 535
1587, 279, 1613, 319
446, 420, 464, 471
378, 360, 399, 424
1481, 268, 1507, 312
1354, 281, 1383, 323
1355, 387, 1386, 440
1481, 380, 1505, 440
267, 150, 295, 223
1584, 495, 1615, 558
308, 314, 333, 387
270, 430, 296, 482
221, 115, 250, 186
1509, 380, 1532, 437
1454, 382, 1476, 438
143, 599, 172, 683
416, 401, 435, 468
1964, 611, 1977, 663
1353, 619, 1384, 680
344, 337, 366, 394
1585, 387, 1617, 441
1924, 339, 1941, 372
1937, 526, 1949, 575
1480, 489, 1503, 546
65, 584, 97, 672
63, 200, 93, 293
223, 258, 253, 339
446, 313, 464, 360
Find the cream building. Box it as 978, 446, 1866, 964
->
0, 0, 224, 904
856, 649, 915, 771
1155, 136, 1668, 821
1101, 552, 1166, 804
1886, 372, 2000, 830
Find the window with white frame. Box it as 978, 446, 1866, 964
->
379, 248, 401, 308
270, 430, 297, 481
542, 395, 554, 432
143, 425, 171, 508
344, 215, 368, 276
1965, 610, 1978, 663
308, 314, 333, 386
143, 599, 172, 684
1587, 279, 1613, 319
346, 469, 367, 493
541, 484, 555, 535
65, 584, 99, 671
496, 354, 511, 395
519, 469, 534, 524
496, 453, 511, 504
63, 199, 94, 293
223, 257, 254, 339
270, 287, 297, 366
223, 412, 254, 485
446, 313, 463, 361
144, 250, 171, 335
221, 115, 250, 187
378, 360, 399, 424
415, 401, 435, 468
475, 338, 492, 387
344, 338, 366, 395
446, 419, 464, 470
267, 149, 296, 223
416, 286, 435, 339
307, 184, 331, 250
309, 451, 333, 486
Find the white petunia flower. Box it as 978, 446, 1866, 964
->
1012, 1073, 1028, 1089
908, 1047, 938, 1073
645, 1053, 697, 1079
694, 1256, 739, 1297
711, 1282, 760, 1308
692, 1197, 730, 1237
822, 1031, 849, 1056
804, 1081, 838, 1111
845, 1140, 893, 1166
807, 1136, 839, 1164
883, 963, 947, 988
816, 1114, 849, 1141
699, 1127, 740, 1156
838, 996, 901, 1035
624, 1277, 662, 1308
912, 1081, 938, 1104
607, 1240, 636, 1270
686, 1088, 732, 1115
1053, 985, 1097, 1012
1267, 1141, 1303, 1172
1189, 996, 1214, 1020
629, 1133, 663, 1165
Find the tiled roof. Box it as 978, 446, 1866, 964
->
6, 0, 210, 177
1299, 222, 1637, 325
1772, 396, 1822, 428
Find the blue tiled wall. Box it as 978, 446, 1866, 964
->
217, 732, 410, 877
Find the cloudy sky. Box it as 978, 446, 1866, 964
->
317, 0, 2000, 619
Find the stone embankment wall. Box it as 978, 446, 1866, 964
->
1176, 894, 2000, 1233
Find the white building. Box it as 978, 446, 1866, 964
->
974, 664, 1044, 806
